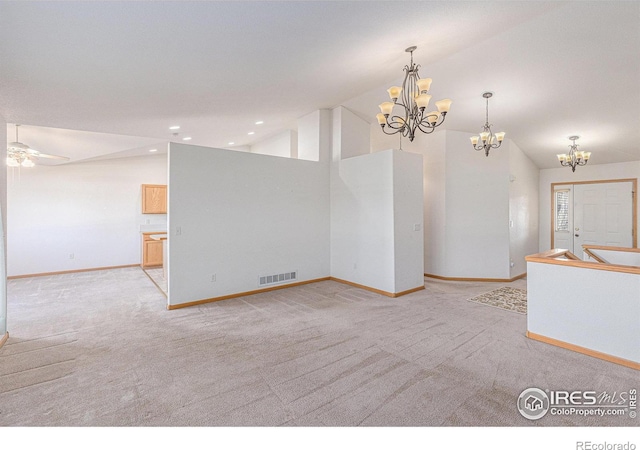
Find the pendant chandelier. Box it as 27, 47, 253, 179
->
470, 92, 505, 157
376, 46, 451, 142
557, 136, 590, 172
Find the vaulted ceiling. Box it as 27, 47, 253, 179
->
1, 1, 638, 169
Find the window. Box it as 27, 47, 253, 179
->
555, 190, 570, 232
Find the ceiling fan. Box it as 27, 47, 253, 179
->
7, 124, 70, 167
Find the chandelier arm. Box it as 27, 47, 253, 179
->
385, 114, 410, 131
415, 111, 447, 133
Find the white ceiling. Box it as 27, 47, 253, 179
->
1, 1, 638, 169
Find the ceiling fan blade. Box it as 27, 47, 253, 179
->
34, 152, 70, 160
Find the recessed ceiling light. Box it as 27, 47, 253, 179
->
169, 126, 180, 130
182, 137, 192, 141
255, 121, 264, 125
248, 131, 255, 135
149, 149, 158, 152
228, 142, 234, 146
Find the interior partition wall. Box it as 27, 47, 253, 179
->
0, 118, 7, 340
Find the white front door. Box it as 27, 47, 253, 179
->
573, 181, 634, 250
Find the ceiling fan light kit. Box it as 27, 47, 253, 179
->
6, 124, 69, 168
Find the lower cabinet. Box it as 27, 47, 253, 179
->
142, 234, 163, 268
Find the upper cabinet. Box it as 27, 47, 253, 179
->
142, 184, 167, 214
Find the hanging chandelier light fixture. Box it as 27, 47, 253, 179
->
376, 46, 451, 142
470, 92, 505, 157
557, 136, 590, 172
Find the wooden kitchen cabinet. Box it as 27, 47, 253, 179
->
142, 184, 167, 214
142, 233, 164, 268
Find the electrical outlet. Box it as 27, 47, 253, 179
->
176, 226, 182, 235
69, 253, 74, 259
211, 274, 216, 282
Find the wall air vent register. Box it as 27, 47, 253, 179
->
259, 271, 298, 287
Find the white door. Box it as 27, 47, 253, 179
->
573, 182, 633, 250
553, 186, 574, 252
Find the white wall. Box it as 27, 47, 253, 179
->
0, 117, 7, 337
380, 128, 447, 277
443, 130, 511, 278
527, 262, 640, 363
7, 154, 168, 276
421, 132, 447, 276
167, 142, 330, 306
250, 129, 298, 159
373, 127, 526, 280
393, 150, 425, 292
330, 150, 423, 293
539, 161, 640, 251
298, 109, 332, 162
508, 140, 540, 276
331, 150, 395, 291
332, 107, 370, 161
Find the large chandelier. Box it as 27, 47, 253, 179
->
470, 92, 505, 157
376, 46, 451, 142
557, 136, 590, 172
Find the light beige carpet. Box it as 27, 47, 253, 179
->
468, 287, 527, 314
1, 269, 637, 426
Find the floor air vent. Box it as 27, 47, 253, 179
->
259, 271, 297, 287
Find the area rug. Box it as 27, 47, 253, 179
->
468, 286, 527, 314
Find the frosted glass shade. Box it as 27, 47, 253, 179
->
21, 158, 35, 168
470, 136, 480, 145
435, 98, 452, 113
416, 78, 432, 92
387, 86, 402, 100
479, 131, 490, 142
415, 94, 431, 109
6, 157, 19, 167
379, 102, 395, 115
583, 152, 591, 160
425, 111, 439, 124
376, 113, 386, 125
495, 132, 506, 142
557, 154, 567, 162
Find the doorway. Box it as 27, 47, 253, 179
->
551, 179, 637, 254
